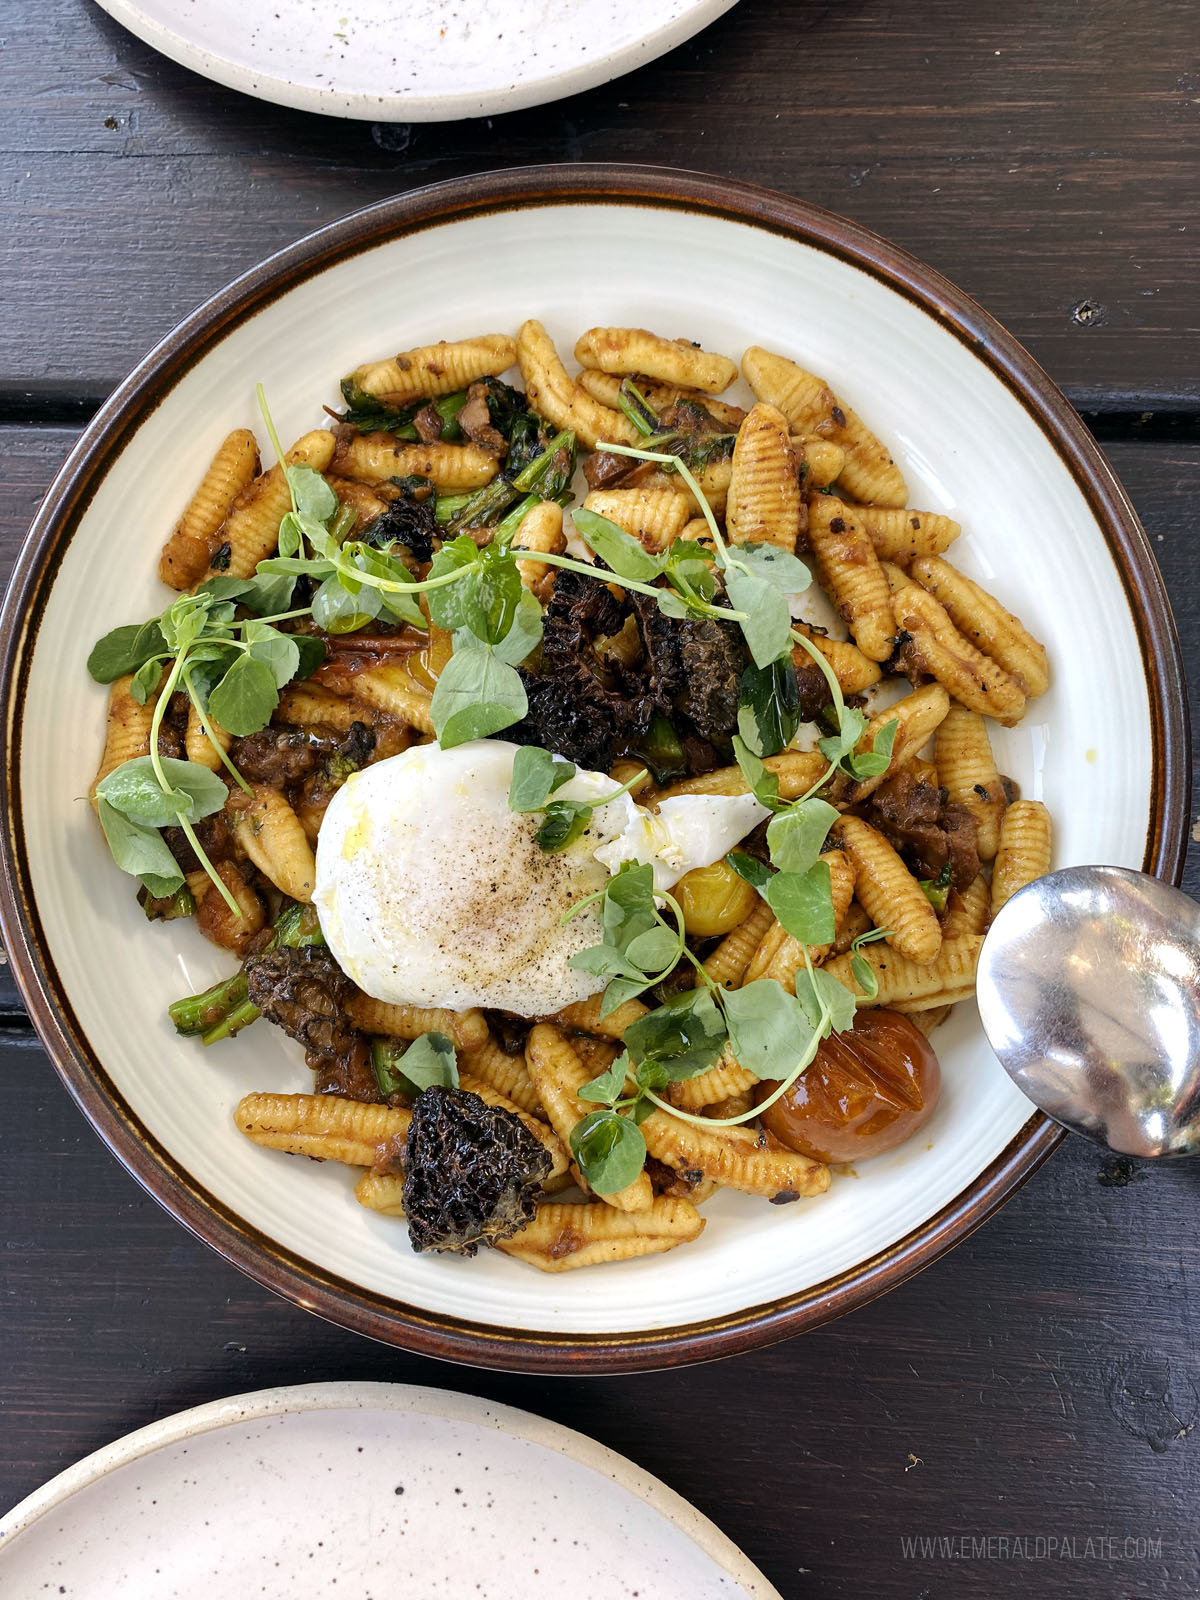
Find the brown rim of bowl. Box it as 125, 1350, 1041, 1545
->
0, 165, 1188, 1374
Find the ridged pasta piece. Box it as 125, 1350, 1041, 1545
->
823, 935, 983, 1010
793, 437, 846, 490
229, 784, 316, 903
574, 327, 738, 394
525, 1024, 654, 1214
891, 575, 1027, 725
350, 664, 436, 734
909, 556, 1050, 698
576, 368, 747, 428
457, 1073, 570, 1183
582, 486, 692, 553
725, 402, 804, 552
641, 1109, 830, 1200
935, 704, 1007, 860
678, 516, 715, 548
846, 505, 961, 563
807, 496, 896, 661
511, 499, 565, 588
762, 849, 858, 989
833, 684, 952, 808
91, 674, 160, 797
196, 863, 264, 954
791, 625, 883, 696
354, 1171, 407, 1215
331, 433, 499, 493
345, 994, 489, 1051
326, 475, 390, 534
497, 1196, 705, 1272
679, 457, 733, 516
458, 1034, 543, 1117
516, 320, 638, 451
185, 700, 232, 773
203, 431, 336, 582
943, 873, 991, 938
159, 429, 259, 589
275, 682, 375, 734
555, 993, 649, 1039
346, 334, 517, 404
990, 800, 1053, 916
835, 816, 943, 964
742, 345, 907, 506
831, 899, 874, 954
235, 1092, 410, 1167
670, 1047, 760, 1112
744, 920, 788, 986
655, 749, 827, 802
571, 1035, 622, 1080
702, 899, 778, 989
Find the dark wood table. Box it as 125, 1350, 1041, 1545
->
3, 1, 1199, 1594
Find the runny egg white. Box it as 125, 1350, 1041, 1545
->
313, 740, 768, 1018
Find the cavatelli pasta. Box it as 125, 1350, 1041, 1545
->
701, 899, 778, 989
574, 327, 738, 394
990, 800, 1053, 916
512, 499, 565, 588
234, 1091, 411, 1167
791, 624, 884, 696
159, 429, 259, 589
517, 319, 638, 450
91, 674, 160, 798
890, 573, 1027, 725
344, 994, 489, 1051
229, 784, 316, 903
835, 816, 942, 965
458, 1034, 543, 1117
498, 1196, 705, 1272
641, 1109, 830, 1200
204, 430, 336, 582
350, 665, 436, 734
823, 935, 984, 1011
848, 505, 961, 563
346, 334, 517, 404
742, 345, 907, 506
331, 433, 499, 493
934, 704, 1008, 860
581, 486, 693, 552
807, 495, 896, 661
909, 556, 1050, 698
725, 402, 804, 552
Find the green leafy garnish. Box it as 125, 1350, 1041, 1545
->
737, 657, 803, 757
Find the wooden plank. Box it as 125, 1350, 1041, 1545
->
1, 0, 1198, 403
0, 1019, 1197, 1595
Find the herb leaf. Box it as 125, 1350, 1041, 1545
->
725, 850, 774, 894
208, 651, 280, 736
794, 966, 858, 1035
731, 735, 781, 811
570, 1109, 647, 1196
766, 798, 838, 875
396, 1031, 459, 1092
95, 756, 227, 828
621, 988, 727, 1081
509, 745, 578, 812
766, 858, 836, 947
534, 800, 592, 853
87, 619, 167, 683
287, 465, 338, 524
724, 567, 792, 668
430, 643, 527, 749
723, 979, 816, 1081
729, 542, 812, 595
578, 1049, 630, 1108
571, 508, 666, 584
95, 797, 185, 897
737, 657, 802, 757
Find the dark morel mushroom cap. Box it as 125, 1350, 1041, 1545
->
402, 1086, 552, 1256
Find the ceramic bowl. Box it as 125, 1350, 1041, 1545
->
0, 166, 1186, 1371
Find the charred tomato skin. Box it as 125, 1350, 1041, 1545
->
757, 1009, 941, 1164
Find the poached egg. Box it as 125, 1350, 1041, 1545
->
313, 740, 767, 1017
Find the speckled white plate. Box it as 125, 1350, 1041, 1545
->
0, 168, 1186, 1371
0, 1382, 780, 1599
90, 0, 739, 121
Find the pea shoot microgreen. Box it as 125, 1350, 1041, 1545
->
507, 745, 649, 854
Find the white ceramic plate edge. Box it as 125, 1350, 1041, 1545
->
0, 1380, 782, 1598
89, 0, 740, 122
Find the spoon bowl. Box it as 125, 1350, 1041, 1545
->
977, 865, 1200, 1158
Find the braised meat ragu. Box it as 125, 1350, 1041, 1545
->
867, 768, 981, 891
401, 1086, 551, 1255
507, 565, 751, 772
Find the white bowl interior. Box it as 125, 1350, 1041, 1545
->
20, 202, 1151, 1336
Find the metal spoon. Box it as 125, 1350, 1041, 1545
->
976, 864, 1200, 1158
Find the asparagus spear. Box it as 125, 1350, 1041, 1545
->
168, 901, 324, 1044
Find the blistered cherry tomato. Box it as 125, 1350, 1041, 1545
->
758, 1009, 941, 1164
674, 860, 759, 938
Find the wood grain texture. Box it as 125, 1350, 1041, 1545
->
0, 0, 1198, 404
